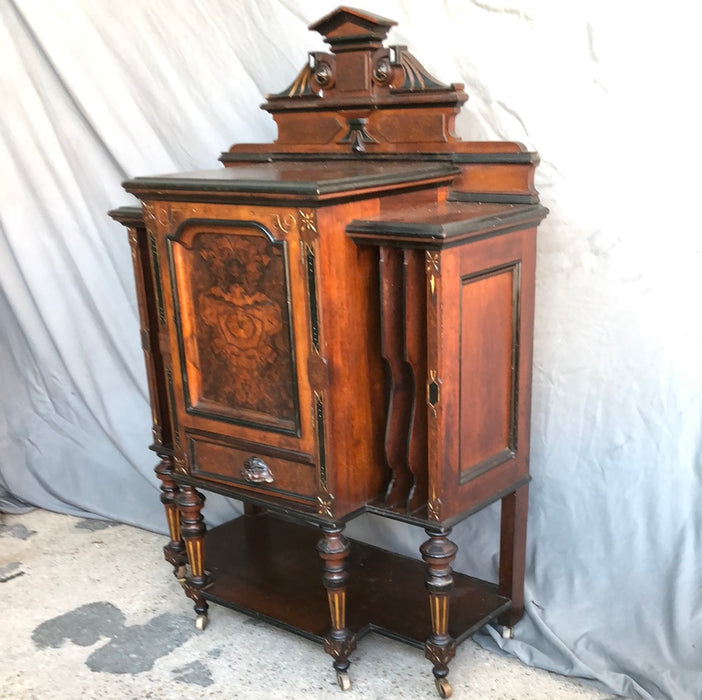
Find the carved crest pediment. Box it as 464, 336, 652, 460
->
263, 6, 467, 152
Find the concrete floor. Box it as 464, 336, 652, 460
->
0, 509, 617, 699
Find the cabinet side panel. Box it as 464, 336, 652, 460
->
316, 202, 387, 516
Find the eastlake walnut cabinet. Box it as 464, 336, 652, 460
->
109, 8, 547, 698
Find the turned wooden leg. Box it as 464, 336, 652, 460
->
317, 525, 356, 691
176, 484, 209, 629
154, 455, 187, 579
421, 528, 457, 698
498, 483, 529, 633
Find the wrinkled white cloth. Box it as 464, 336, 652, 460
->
1, 2, 700, 698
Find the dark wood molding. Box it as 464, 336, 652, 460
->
123, 162, 459, 201
347, 202, 548, 248
108, 206, 143, 226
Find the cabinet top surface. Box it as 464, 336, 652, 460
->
347, 200, 549, 246
123, 160, 459, 199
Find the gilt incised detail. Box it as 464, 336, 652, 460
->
426, 252, 440, 296
274, 213, 296, 234
317, 489, 334, 518
274, 210, 317, 238
298, 209, 317, 234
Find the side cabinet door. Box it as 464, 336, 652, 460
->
430, 227, 537, 519
164, 216, 318, 506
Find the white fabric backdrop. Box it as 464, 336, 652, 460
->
1, 1, 700, 698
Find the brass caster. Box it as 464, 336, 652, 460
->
195, 614, 208, 631
336, 670, 351, 691
435, 677, 452, 699
501, 625, 514, 639
175, 564, 187, 580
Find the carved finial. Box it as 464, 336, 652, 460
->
308, 6, 396, 53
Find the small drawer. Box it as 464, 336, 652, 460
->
186, 432, 317, 503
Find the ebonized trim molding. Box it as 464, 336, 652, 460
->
347, 204, 548, 249
219, 151, 540, 165
123, 163, 458, 198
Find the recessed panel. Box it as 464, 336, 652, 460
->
459, 264, 519, 482
170, 223, 299, 435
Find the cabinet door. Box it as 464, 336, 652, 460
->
162, 212, 318, 506
428, 227, 537, 520
170, 220, 299, 435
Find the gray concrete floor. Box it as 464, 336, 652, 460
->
0, 509, 616, 699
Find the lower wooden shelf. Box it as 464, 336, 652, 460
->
201, 513, 511, 649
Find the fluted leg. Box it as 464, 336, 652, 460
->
318, 525, 355, 691
176, 484, 209, 628
421, 528, 457, 698
154, 455, 187, 579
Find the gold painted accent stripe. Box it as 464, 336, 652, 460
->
166, 507, 180, 541
430, 595, 449, 636
186, 539, 203, 577
328, 590, 346, 630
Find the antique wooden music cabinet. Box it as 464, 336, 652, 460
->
110, 7, 547, 697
